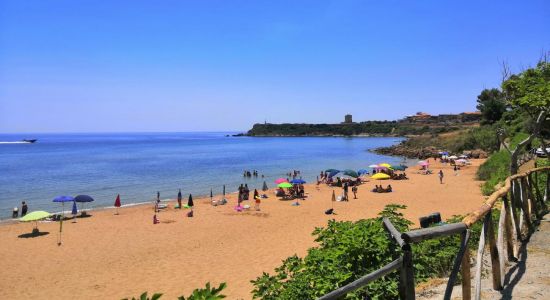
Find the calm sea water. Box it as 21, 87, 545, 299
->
0, 132, 404, 219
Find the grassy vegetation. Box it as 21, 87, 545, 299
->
250, 204, 488, 300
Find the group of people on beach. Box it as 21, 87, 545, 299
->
237, 184, 261, 211
12, 201, 28, 218
287, 170, 301, 179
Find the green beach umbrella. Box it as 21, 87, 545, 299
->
20, 211, 51, 235
343, 169, 359, 178
277, 182, 293, 188
19, 211, 50, 222
391, 165, 407, 171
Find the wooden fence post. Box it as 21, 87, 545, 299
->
461, 245, 471, 300
509, 186, 522, 242
487, 210, 503, 290
474, 216, 488, 300
399, 244, 415, 300
502, 195, 517, 261
519, 178, 534, 234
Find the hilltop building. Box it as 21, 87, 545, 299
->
344, 114, 353, 124
401, 111, 481, 124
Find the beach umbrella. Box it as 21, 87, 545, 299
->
262, 181, 268, 191
290, 179, 306, 184
418, 161, 429, 166
74, 195, 94, 216
328, 170, 339, 178
331, 190, 336, 209
71, 201, 78, 214
368, 164, 379, 168
449, 155, 458, 159
277, 182, 293, 188
71, 201, 78, 222
19, 211, 51, 234
391, 165, 407, 171
379, 163, 392, 168
53, 196, 74, 218
325, 169, 339, 173
275, 178, 288, 184
371, 173, 390, 180
459, 155, 468, 159
188, 194, 194, 208
114, 194, 121, 215
343, 170, 359, 178
357, 169, 369, 175
20, 211, 50, 222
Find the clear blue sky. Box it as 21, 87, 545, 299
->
1, 0, 549, 133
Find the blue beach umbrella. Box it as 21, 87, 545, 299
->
74, 195, 94, 216
71, 201, 78, 215
53, 195, 74, 217
328, 170, 339, 178
290, 179, 306, 184
357, 169, 369, 175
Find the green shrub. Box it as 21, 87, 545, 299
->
477, 150, 511, 195
123, 282, 227, 300
250, 205, 489, 300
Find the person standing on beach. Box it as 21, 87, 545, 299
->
352, 186, 358, 199
254, 189, 260, 211
343, 182, 349, 201
438, 170, 444, 184
454, 165, 459, 176
21, 201, 28, 216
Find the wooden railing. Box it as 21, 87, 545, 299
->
318, 166, 550, 300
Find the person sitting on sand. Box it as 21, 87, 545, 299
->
376, 185, 384, 193
386, 185, 393, 193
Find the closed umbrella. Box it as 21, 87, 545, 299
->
177, 189, 182, 209
210, 188, 213, 202
262, 181, 268, 191
188, 194, 194, 208
71, 201, 78, 222
114, 194, 121, 215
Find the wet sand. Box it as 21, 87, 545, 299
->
0, 160, 485, 299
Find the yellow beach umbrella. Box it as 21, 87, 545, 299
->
379, 163, 392, 168
19, 211, 50, 222
371, 173, 390, 180
19, 211, 51, 234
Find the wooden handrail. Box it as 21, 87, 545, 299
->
462, 166, 550, 227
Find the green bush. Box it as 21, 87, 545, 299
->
477, 150, 511, 195
123, 282, 227, 300
250, 205, 488, 300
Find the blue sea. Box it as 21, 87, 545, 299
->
0, 132, 404, 219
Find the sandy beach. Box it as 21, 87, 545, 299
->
0, 160, 486, 300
